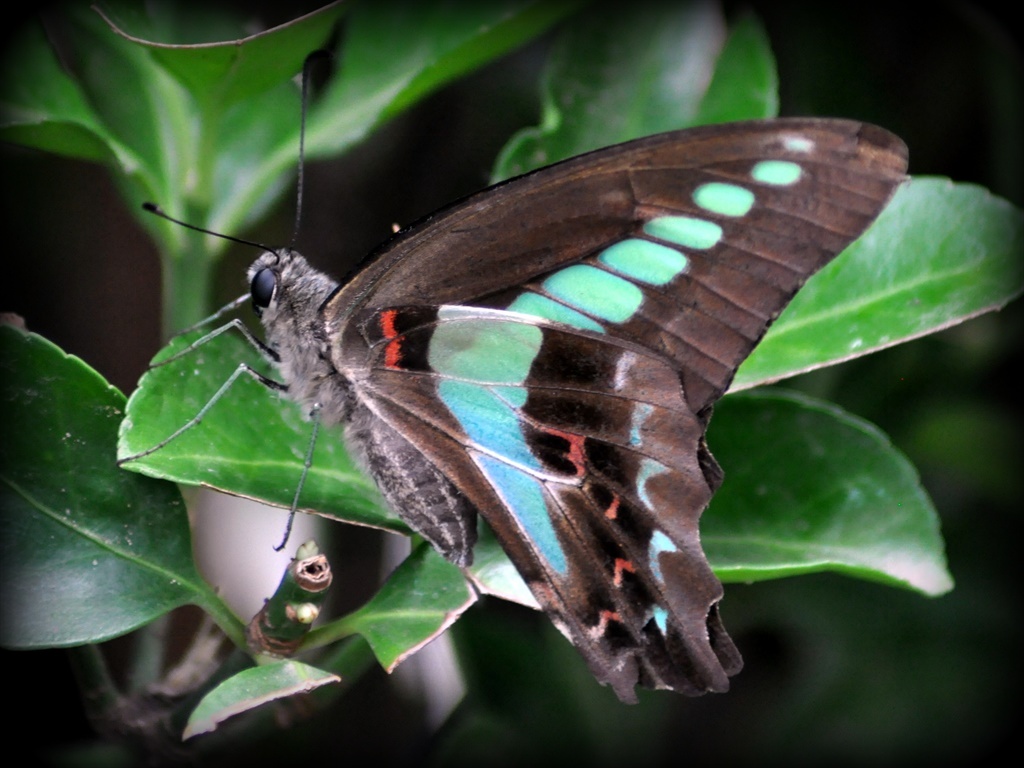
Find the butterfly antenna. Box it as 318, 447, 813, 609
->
290, 50, 332, 250
139, 204, 275, 338
141, 203, 275, 253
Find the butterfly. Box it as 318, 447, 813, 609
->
129, 118, 908, 703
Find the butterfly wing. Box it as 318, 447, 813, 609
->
324, 118, 908, 701
343, 305, 740, 700
327, 118, 908, 413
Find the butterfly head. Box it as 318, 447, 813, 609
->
246, 249, 338, 322
247, 249, 289, 319
244, 248, 349, 417
249, 254, 279, 317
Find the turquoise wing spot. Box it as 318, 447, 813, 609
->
751, 160, 802, 186
438, 380, 539, 470
428, 311, 567, 574
430, 312, 541, 382
629, 402, 654, 447
648, 529, 677, 583
598, 239, 688, 286
782, 134, 814, 153
508, 291, 605, 333
694, 182, 755, 217
652, 605, 669, 633
542, 264, 643, 323
493, 384, 528, 409
476, 453, 567, 574
477, 454, 573, 573
637, 457, 671, 510
644, 215, 722, 250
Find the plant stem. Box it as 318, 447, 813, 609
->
67, 644, 122, 724
159, 230, 219, 338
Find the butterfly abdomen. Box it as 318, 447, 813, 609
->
344, 398, 479, 567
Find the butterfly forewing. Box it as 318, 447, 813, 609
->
326, 119, 908, 702
330, 121, 906, 409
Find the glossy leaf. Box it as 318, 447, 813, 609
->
216, 0, 581, 242
0, 17, 120, 164
182, 660, 341, 740
0, 325, 236, 649
705, 389, 953, 595
117, 330, 397, 532
313, 543, 475, 671
96, 2, 347, 107
1, 2, 572, 323
465, 524, 538, 609
693, 11, 778, 125
306, 0, 583, 158
54, 5, 198, 212
735, 177, 1024, 389
473, 389, 952, 600
493, 4, 776, 180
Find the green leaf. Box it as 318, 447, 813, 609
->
465, 524, 537, 609
0, 324, 234, 649
182, 660, 341, 740
316, 543, 475, 671
3, 3, 570, 334
96, 2, 347, 108
735, 178, 1024, 389
492, 3, 777, 180
0, 16, 123, 164
211, 0, 581, 242
50, 5, 198, 211
90, 1, 348, 243
693, 11, 778, 125
306, 0, 582, 159
465, 390, 951, 598
117, 330, 397, 533
705, 389, 953, 595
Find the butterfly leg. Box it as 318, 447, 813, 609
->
150, 318, 280, 370
118, 362, 287, 465
273, 403, 322, 552
347, 402, 478, 566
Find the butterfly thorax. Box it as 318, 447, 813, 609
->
247, 250, 352, 422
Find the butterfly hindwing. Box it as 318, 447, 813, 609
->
343, 305, 741, 700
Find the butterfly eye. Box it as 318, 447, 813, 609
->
251, 268, 277, 309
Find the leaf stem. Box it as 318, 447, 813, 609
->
159, 229, 219, 337
67, 644, 122, 719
